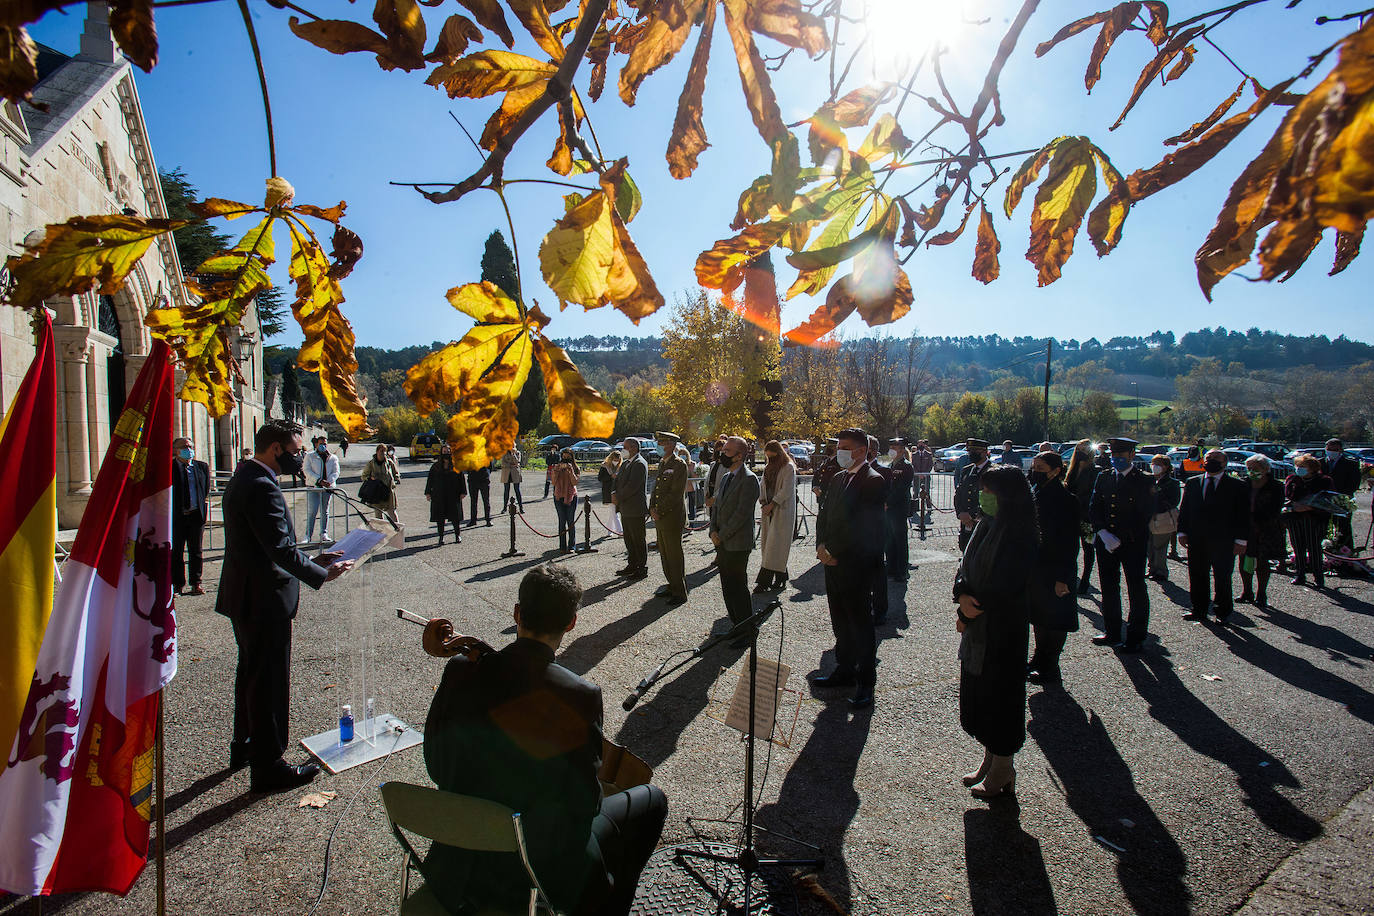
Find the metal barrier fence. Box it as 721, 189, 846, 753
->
205, 480, 383, 554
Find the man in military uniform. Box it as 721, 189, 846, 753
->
650, 432, 689, 606
954, 438, 994, 552
1088, 437, 1155, 652
866, 435, 892, 624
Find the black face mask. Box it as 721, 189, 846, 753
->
1028, 470, 1047, 486
277, 448, 303, 476
1204, 459, 1226, 474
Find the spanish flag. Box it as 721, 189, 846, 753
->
0, 311, 56, 764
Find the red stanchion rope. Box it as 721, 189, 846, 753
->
590, 507, 625, 537
515, 511, 560, 539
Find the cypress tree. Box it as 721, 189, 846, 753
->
480, 231, 546, 434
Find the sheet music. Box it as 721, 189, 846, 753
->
724, 659, 791, 737
330, 525, 389, 565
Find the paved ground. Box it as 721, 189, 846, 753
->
4, 451, 1373, 915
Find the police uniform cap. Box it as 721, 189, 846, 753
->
1107, 437, 1139, 452
889, 437, 908, 447
965, 437, 989, 449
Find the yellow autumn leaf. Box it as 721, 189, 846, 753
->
446, 280, 525, 323
533, 335, 616, 437
426, 48, 559, 98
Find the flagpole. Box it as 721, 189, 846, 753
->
155, 690, 166, 916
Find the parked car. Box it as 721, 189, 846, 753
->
573, 439, 613, 462
989, 445, 1037, 470
538, 434, 577, 461
1219, 448, 1293, 479
409, 431, 443, 462
934, 447, 966, 472
787, 443, 813, 470
613, 437, 662, 464
1239, 441, 1289, 462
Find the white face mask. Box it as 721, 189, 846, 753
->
888, 449, 899, 460
836, 449, 856, 469
1152, 465, 1165, 476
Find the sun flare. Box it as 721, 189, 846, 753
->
863, 0, 973, 71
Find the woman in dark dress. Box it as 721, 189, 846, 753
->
1065, 439, 1100, 595
1027, 452, 1080, 686
424, 446, 467, 545
954, 466, 1037, 799
1284, 453, 1333, 589
1238, 454, 1285, 607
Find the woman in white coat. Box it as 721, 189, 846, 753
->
755, 440, 797, 592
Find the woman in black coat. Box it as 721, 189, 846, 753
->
1238, 454, 1285, 606
425, 447, 467, 545
1285, 454, 1333, 588
1027, 451, 1080, 686
1065, 440, 1100, 594
954, 466, 1037, 799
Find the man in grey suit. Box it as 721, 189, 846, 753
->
710, 436, 760, 645
216, 424, 352, 793
612, 437, 650, 578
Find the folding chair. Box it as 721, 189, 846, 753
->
378, 782, 562, 916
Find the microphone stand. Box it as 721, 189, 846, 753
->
623, 600, 824, 912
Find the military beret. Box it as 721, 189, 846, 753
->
655, 431, 681, 444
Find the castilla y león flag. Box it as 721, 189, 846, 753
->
0, 340, 178, 896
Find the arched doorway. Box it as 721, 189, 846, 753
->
97, 293, 125, 430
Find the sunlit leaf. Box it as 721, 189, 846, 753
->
783, 280, 858, 347
110, 0, 157, 72
425, 49, 559, 97
1085, 143, 1128, 256
478, 81, 546, 149
447, 280, 524, 323
3, 214, 186, 310
1023, 137, 1096, 285
926, 204, 975, 247
289, 0, 430, 72
783, 189, 865, 298
1004, 141, 1059, 217
1164, 80, 1249, 146
972, 203, 1001, 284
666, 0, 716, 179
1332, 226, 1364, 276
618, 0, 707, 106
532, 335, 617, 437
454, 0, 514, 47
505, 0, 565, 61
425, 14, 484, 65
1164, 44, 1195, 82
1110, 26, 1205, 130
857, 113, 910, 161
191, 198, 257, 220
538, 186, 664, 322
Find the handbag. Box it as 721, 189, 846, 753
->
359, 477, 390, 504
1149, 508, 1179, 535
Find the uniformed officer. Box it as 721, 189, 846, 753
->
885, 438, 915, 581
954, 438, 994, 551
811, 438, 841, 510
650, 431, 689, 605
867, 435, 892, 624
1087, 437, 1155, 652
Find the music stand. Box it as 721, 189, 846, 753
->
624, 603, 823, 912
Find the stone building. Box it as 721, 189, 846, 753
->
0, 3, 267, 527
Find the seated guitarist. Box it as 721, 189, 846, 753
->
424, 564, 667, 915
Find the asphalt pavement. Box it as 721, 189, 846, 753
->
3, 450, 1372, 915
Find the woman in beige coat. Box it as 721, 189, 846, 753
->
755, 440, 797, 592
361, 443, 400, 526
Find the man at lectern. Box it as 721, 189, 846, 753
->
216, 423, 352, 793
424, 564, 668, 915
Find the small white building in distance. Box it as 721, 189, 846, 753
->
0, 2, 266, 527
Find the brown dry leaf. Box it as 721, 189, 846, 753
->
1004, 143, 1058, 217
1111, 26, 1205, 130
783, 280, 859, 347
1085, 143, 1128, 256
506, 0, 566, 61
294, 201, 348, 223
1164, 44, 1194, 82
299, 791, 337, 808
426, 49, 559, 98
289, 0, 429, 71
972, 203, 1001, 283
666, 0, 716, 179
425, 14, 484, 65
916, 187, 953, 232
1164, 80, 1249, 146
587, 22, 613, 101
926, 204, 975, 247
532, 335, 617, 437
696, 220, 792, 289
479, 81, 547, 149
455, 0, 515, 47
110, 0, 157, 72
0, 25, 41, 106
328, 225, 364, 280
618, 0, 706, 106
1332, 225, 1364, 275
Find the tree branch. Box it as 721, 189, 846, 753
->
415, 0, 610, 204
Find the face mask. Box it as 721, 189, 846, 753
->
278, 448, 303, 475
978, 490, 998, 517
1111, 456, 1132, 472
835, 449, 855, 469
177, 447, 192, 461
1327, 450, 1341, 463
888, 449, 899, 460
1027, 470, 1047, 486
1204, 460, 1225, 474
316, 444, 328, 455
969, 451, 987, 465
1294, 466, 1310, 477
1152, 465, 1166, 476
1247, 469, 1265, 480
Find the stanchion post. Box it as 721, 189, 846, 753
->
155, 690, 166, 916
501, 497, 525, 558
577, 495, 598, 553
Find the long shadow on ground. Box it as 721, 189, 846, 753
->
754, 700, 873, 913
1029, 689, 1188, 916
964, 803, 1058, 915
1120, 647, 1323, 842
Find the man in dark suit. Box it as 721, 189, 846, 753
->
955, 437, 994, 551
613, 438, 649, 577
171, 436, 211, 596
1088, 437, 1155, 652
866, 435, 892, 624
466, 463, 492, 526
215, 424, 351, 792
815, 428, 888, 708
424, 564, 667, 916
1178, 448, 1249, 623
709, 435, 760, 644
1323, 438, 1363, 549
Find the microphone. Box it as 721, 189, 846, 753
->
622, 660, 666, 711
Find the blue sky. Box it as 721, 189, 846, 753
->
30, 1, 1371, 350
